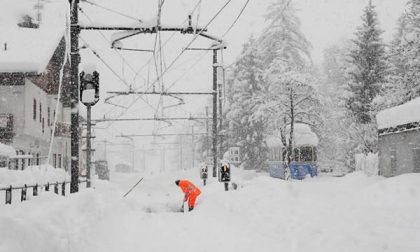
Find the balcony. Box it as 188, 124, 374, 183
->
54, 122, 70, 137
0, 114, 14, 143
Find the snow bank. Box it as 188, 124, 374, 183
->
0, 143, 16, 157
355, 152, 378, 176
1, 167, 419, 252
376, 97, 420, 129
360, 173, 420, 207
0, 165, 68, 187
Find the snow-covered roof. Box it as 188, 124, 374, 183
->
266, 123, 318, 148
0, 143, 16, 157
376, 97, 420, 130
0, 0, 68, 74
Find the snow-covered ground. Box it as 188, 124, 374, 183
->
0, 165, 68, 188
1, 166, 419, 252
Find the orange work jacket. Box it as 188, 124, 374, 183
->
178, 180, 201, 198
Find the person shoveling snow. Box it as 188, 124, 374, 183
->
175, 179, 201, 212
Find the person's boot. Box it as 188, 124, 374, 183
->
188, 206, 194, 211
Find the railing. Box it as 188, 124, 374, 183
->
0, 179, 88, 204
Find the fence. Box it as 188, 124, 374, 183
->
355, 152, 379, 176
0, 179, 88, 205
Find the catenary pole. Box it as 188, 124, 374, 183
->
86, 104, 92, 188
212, 49, 218, 177
70, 0, 80, 193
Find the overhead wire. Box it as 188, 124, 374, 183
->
155, 0, 252, 130
83, 0, 143, 22
221, 0, 250, 38
128, 0, 204, 89
79, 37, 158, 113
112, 0, 247, 129
164, 0, 251, 93
78, 6, 163, 124
103, 0, 205, 129
109, 0, 232, 127
78, 7, 147, 82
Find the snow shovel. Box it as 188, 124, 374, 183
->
180, 200, 188, 213
123, 177, 144, 198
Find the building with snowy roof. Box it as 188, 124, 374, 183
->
0, 0, 71, 170
266, 123, 318, 180
376, 97, 420, 177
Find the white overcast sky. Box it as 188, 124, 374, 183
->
74, 0, 409, 149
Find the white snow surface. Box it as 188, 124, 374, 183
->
0, 143, 16, 157
1, 167, 419, 252
376, 97, 420, 129
0, 165, 68, 188
0, 0, 68, 73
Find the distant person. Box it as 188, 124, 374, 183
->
200, 165, 208, 186
175, 179, 201, 212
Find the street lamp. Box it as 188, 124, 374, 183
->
80, 67, 100, 188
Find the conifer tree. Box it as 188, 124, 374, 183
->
385, 0, 420, 104
225, 38, 268, 170
346, 0, 386, 124
258, 0, 311, 69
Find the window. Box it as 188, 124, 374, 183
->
53, 154, 57, 168
36, 153, 40, 166
39, 103, 42, 123
21, 151, 25, 170
299, 147, 313, 162
57, 154, 62, 168
47, 107, 50, 126
33, 99, 37, 120
42, 118, 45, 133
0, 157, 7, 168
293, 148, 300, 162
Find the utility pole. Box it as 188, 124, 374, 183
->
69, 0, 80, 193
86, 104, 92, 188
206, 106, 209, 160
218, 66, 224, 161
212, 49, 218, 177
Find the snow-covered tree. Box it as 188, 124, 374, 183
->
258, 0, 311, 69
380, 0, 420, 107
258, 60, 321, 165
318, 42, 354, 172
225, 37, 268, 170
346, 0, 387, 124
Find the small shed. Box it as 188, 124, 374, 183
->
266, 124, 319, 180
376, 97, 420, 177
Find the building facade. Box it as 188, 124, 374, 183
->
377, 98, 420, 177
0, 40, 71, 170
0, 0, 74, 171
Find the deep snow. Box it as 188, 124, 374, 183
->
0, 167, 419, 252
